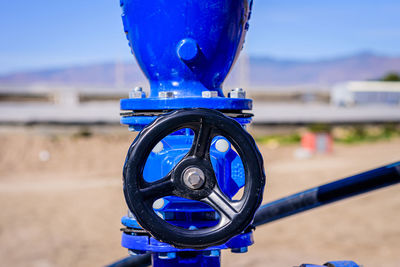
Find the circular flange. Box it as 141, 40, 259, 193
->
120, 97, 252, 111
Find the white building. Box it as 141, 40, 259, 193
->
331, 81, 400, 106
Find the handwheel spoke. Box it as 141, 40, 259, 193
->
140, 174, 174, 200
202, 185, 241, 222
190, 120, 213, 159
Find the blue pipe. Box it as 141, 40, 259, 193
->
253, 162, 400, 227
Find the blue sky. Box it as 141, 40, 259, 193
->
0, 0, 399, 74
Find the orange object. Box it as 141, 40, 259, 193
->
301, 132, 333, 153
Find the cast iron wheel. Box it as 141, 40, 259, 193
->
123, 108, 265, 249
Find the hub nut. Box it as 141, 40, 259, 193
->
183, 167, 205, 190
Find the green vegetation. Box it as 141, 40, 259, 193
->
255, 133, 301, 145
381, 72, 400, 82
332, 124, 400, 144
255, 124, 400, 146
308, 123, 332, 133
73, 128, 93, 138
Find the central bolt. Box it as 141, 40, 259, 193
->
183, 167, 205, 190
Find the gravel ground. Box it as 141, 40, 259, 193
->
0, 127, 399, 267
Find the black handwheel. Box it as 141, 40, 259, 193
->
123, 108, 265, 249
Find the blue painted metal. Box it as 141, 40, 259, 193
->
119, 0, 253, 126
120, 0, 252, 98
119, 97, 252, 111
121, 231, 253, 253
152, 252, 220, 267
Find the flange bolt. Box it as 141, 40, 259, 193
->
129, 87, 146, 98
228, 88, 246, 99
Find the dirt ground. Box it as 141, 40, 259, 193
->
0, 126, 399, 267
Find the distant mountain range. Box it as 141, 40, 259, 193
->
1, 52, 399, 89
248, 52, 400, 87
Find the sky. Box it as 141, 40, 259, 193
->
0, 0, 400, 74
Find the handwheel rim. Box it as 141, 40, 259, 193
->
123, 108, 265, 249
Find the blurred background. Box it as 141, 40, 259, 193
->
0, 0, 399, 266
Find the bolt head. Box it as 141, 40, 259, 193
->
152, 142, 164, 154
188, 173, 201, 185
158, 91, 175, 98
229, 88, 246, 98
215, 139, 230, 153
183, 167, 205, 189
153, 198, 165, 209
202, 91, 218, 98
129, 87, 146, 98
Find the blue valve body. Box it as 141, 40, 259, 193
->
119, 0, 254, 266
120, 0, 252, 97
